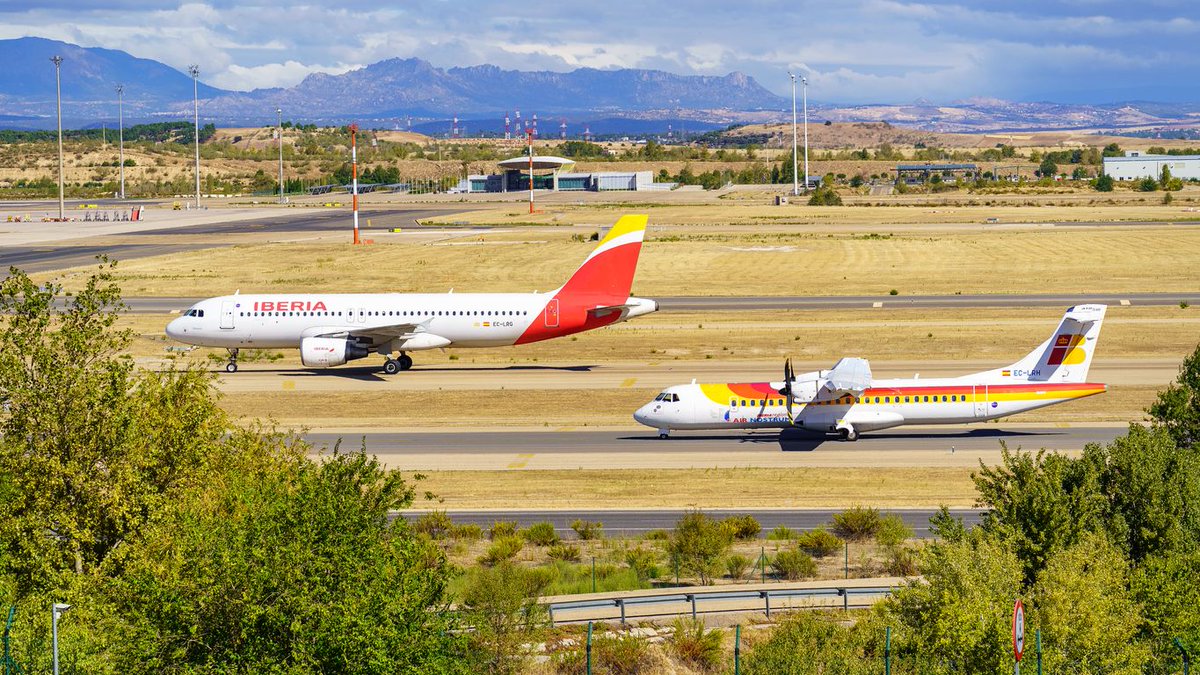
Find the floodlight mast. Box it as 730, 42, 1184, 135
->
116, 84, 125, 199
51, 55, 64, 220
350, 123, 360, 244
277, 107, 284, 204
788, 72, 799, 196
802, 75, 810, 193
527, 127, 535, 214
188, 65, 201, 208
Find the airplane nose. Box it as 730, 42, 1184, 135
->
165, 317, 184, 340
633, 404, 653, 427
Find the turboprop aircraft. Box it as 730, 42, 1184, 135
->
634, 305, 1106, 440
166, 214, 657, 374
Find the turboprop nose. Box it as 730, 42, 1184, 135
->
633, 401, 659, 428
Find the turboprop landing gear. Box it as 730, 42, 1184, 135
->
658, 429, 670, 439
383, 353, 414, 375
225, 348, 239, 373
837, 425, 859, 442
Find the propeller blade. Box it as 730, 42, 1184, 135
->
783, 358, 795, 422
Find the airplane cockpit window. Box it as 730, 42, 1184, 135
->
671, 394, 680, 402
185, 309, 205, 317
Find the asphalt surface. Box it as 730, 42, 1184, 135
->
118, 292, 1200, 314
306, 425, 1121, 456
396, 508, 984, 538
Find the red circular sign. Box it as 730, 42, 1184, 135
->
1012, 599, 1025, 661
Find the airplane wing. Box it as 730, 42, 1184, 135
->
308, 322, 424, 345
820, 357, 872, 396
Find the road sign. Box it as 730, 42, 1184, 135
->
1013, 599, 1026, 662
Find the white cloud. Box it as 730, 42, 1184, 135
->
209, 60, 358, 90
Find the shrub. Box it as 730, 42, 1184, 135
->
523, 520, 560, 546
547, 543, 581, 562
721, 514, 762, 540
771, 548, 818, 580
725, 553, 751, 581
644, 529, 670, 541
884, 545, 920, 576
488, 520, 518, 540
479, 535, 524, 566
412, 510, 454, 540
796, 527, 844, 558
1135, 176, 1159, 192
452, 523, 483, 541
889, 288, 899, 296
1093, 173, 1114, 191
669, 617, 725, 671
807, 186, 843, 205
766, 525, 796, 541
832, 506, 882, 541
876, 514, 914, 547
626, 547, 661, 581
594, 633, 651, 674
668, 511, 733, 585
571, 519, 604, 540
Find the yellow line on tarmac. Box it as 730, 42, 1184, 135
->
620, 378, 637, 388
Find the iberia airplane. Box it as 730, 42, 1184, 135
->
634, 305, 1106, 440
166, 215, 656, 373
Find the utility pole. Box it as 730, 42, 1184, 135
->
802, 75, 810, 193
116, 84, 125, 199
188, 65, 201, 209
51, 55, 65, 220
527, 127, 535, 214
350, 124, 360, 244
788, 72, 799, 196
277, 107, 284, 204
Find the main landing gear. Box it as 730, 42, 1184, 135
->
383, 353, 413, 375
837, 425, 859, 442
225, 348, 239, 373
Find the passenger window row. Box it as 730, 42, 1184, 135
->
728, 394, 971, 407
237, 309, 532, 318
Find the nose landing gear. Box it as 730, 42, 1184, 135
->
225, 348, 239, 373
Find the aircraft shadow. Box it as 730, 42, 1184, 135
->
251, 364, 598, 378
618, 427, 1063, 453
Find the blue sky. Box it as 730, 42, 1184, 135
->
1, 0, 1197, 103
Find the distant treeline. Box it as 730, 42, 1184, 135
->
0, 121, 216, 145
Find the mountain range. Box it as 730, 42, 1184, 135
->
2, 36, 1199, 137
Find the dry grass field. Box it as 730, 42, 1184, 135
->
50, 218, 1200, 298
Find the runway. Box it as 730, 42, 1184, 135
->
120, 292, 1200, 314
304, 425, 1125, 470
396, 507, 984, 538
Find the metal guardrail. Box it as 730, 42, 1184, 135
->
544, 581, 899, 625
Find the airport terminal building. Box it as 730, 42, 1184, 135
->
1103, 151, 1200, 181
454, 155, 673, 193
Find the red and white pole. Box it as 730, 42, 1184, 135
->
527, 127, 535, 214
350, 123, 360, 244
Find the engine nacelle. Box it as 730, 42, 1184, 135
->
300, 337, 370, 368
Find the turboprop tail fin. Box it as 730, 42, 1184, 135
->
554, 214, 647, 305
985, 304, 1107, 383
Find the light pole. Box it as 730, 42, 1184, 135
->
188, 65, 201, 209
116, 84, 125, 199
51, 603, 70, 675
802, 75, 810, 192
276, 107, 284, 204
51, 55, 65, 220
788, 72, 799, 196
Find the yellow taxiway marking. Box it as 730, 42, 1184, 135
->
620, 378, 637, 388
507, 453, 535, 469
282, 380, 296, 391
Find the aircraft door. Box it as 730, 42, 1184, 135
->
973, 385, 988, 417
544, 298, 559, 328
220, 301, 235, 329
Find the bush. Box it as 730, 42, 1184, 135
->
832, 506, 882, 541
489, 520, 518, 540
771, 548, 818, 580
547, 542, 581, 562
876, 514, 914, 547
644, 529, 670, 541
571, 519, 604, 540
884, 545, 920, 576
523, 520, 560, 546
479, 534, 524, 566
412, 510, 453, 539
668, 511, 733, 585
452, 523, 483, 541
766, 525, 796, 541
669, 617, 725, 671
626, 547, 661, 581
1093, 173, 1115, 191
725, 553, 751, 581
721, 514, 762, 540
1136, 176, 1159, 192
594, 633, 651, 674
796, 527, 844, 558
807, 186, 843, 205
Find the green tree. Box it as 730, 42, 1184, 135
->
1030, 532, 1149, 673
0, 264, 227, 594
459, 562, 549, 674
1132, 549, 1200, 669
1148, 342, 1200, 449
1038, 157, 1058, 177
105, 443, 468, 673
667, 511, 732, 585
1093, 173, 1115, 191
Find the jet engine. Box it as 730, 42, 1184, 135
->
300, 337, 370, 368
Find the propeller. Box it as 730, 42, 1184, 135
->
779, 358, 796, 422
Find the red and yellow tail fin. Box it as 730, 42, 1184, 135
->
556, 214, 647, 305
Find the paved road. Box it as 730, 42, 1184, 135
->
307, 426, 1120, 455
396, 508, 984, 538
117, 292, 1200, 314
